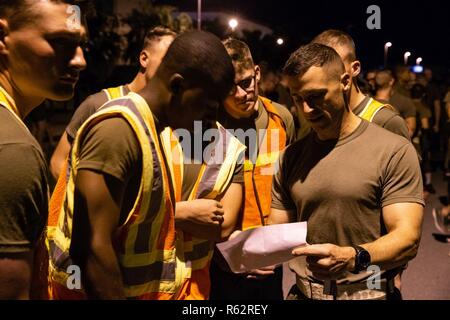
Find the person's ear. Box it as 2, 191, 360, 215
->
341, 72, 352, 92
350, 60, 361, 78
255, 65, 261, 83
0, 19, 9, 55
139, 50, 149, 69
168, 73, 185, 95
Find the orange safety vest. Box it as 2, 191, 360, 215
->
161, 124, 245, 299
47, 92, 188, 299
242, 97, 287, 230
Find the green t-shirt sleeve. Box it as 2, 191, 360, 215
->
381, 142, 425, 207
66, 92, 108, 142
77, 117, 141, 182
0, 144, 48, 253
271, 151, 296, 211
374, 108, 411, 140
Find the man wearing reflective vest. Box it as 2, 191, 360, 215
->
209, 38, 296, 300
47, 28, 244, 300
47, 31, 236, 299
311, 30, 410, 140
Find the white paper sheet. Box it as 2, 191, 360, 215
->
216, 222, 307, 273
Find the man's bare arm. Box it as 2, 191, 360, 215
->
292, 202, 423, 279
71, 170, 126, 299
50, 131, 71, 179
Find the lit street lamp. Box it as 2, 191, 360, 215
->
384, 42, 392, 67
276, 38, 284, 45
197, 0, 202, 30
416, 57, 423, 65
228, 18, 238, 32
404, 51, 411, 65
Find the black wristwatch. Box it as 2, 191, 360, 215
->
352, 245, 371, 273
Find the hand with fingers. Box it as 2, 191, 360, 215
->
183, 199, 225, 226
246, 265, 278, 280
292, 243, 356, 280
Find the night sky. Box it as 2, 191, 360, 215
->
154, 0, 450, 75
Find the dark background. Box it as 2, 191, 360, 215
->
154, 0, 450, 72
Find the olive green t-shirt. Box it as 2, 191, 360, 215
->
0, 107, 49, 253
271, 120, 424, 283
66, 86, 131, 142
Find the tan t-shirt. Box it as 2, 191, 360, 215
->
271, 120, 424, 283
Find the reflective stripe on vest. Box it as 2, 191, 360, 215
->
357, 97, 395, 122
47, 92, 186, 299
242, 97, 287, 230
161, 123, 246, 299
103, 85, 127, 101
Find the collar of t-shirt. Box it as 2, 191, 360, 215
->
352, 95, 371, 116
312, 118, 369, 148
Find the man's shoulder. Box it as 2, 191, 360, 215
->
0, 108, 43, 151
364, 121, 410, 147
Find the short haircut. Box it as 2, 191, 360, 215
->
283, 43, 345, 81
312, 29, 357, 62
375, 69, 394, 89
157, 30, 235, 101
0, 0, 92, 30
142, 26, 177, 50
222, 38, 255, 75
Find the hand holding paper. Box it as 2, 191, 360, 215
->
216, 222, 307, 273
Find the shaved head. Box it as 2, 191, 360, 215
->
312, 29, 356, 63
283, 43, 345, 82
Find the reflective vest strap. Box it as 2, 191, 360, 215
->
104, 85, 125, 101
161, 127, 184, 202
241, 98, 287, 230
358, 98, 394, 122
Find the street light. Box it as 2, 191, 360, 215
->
276, 38, 284, 45
197, 0, 202, 30
404, 51, 411, 65
229, 18, 238, 32
416, 57, 423, 65
384, 42, 392, 67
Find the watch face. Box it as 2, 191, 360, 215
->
359, 250, 371, 269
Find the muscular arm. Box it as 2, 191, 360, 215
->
50, 131, 71, 179
361, 202, 423, 270
219, 182, 243, 240
71, 170, 126, 300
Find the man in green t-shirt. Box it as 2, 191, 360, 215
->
0, 0, 87, 299
269, 43, 424, 300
